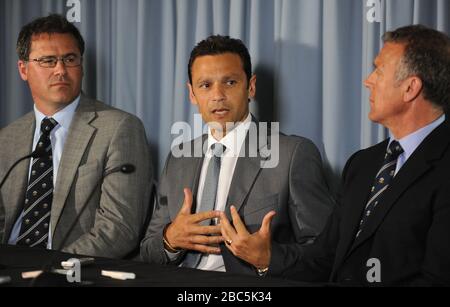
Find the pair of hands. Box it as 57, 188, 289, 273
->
164, 188, 276, 269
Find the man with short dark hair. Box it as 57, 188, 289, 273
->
0, 14, 153, 259
285, 25, 450, 285
140, 35, 334, 277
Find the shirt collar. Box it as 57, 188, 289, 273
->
389, 114, 445, 160
34, 95, 81, 131
207, 113, 252, 157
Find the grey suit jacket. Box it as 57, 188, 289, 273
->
0, 95, 153, 259
140, 122, 334, 277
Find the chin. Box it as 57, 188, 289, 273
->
208, 117, 229, 127
368, 113, 383, 124
53, 94, 77, 105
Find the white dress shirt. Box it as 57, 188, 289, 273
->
165, 113, 252, 272
195, 113, 252, 272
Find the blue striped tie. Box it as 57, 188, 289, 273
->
355, 140, 403, 238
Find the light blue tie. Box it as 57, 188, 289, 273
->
182, 143, 225, 268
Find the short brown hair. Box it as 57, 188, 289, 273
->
16, 14, 85, 61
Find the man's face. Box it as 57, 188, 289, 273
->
188, 53, 256, 136
18, 33, 83, 114
364, 42, 408, 126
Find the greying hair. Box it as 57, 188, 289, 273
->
383, 24, 450, 110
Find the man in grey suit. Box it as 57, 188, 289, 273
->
140, 35, 334, 277
0, 14, 152, 259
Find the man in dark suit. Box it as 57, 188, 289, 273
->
0, 14, 152, 258
140, 35, 335, 276
285, 25, 450, 285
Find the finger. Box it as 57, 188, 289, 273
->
191, 225, 222, 236
192, 210, 222, 223
230, 206, 248, 235
189, 244, 221, 255
260, 210, 276, 235
180, 188, 193, 215
189, 235, 224, 245
222, 235, 235, 254
224, 240, 234, 253
219, 211, 237, 239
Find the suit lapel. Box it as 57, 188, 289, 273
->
221, 119, 270, 273
332, 141, 387, 270
51, 96, 96, 237
226, 121, 269, 218
349, 120, 450, 254
226, 153, 261, 218
349, 158, 429, 252
3, 113, 35, 242
168, 136, 205, 219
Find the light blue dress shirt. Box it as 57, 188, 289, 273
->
8, 95, 80, 248
390, 114, 445, 175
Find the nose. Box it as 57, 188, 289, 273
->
364, 71, 375, 88
53, 59, 68, 76
211, 83, 226, 102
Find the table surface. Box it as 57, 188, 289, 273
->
0, 244, 313, 287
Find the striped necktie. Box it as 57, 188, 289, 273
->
17, 117, 57, 248
355, 140, 404, 238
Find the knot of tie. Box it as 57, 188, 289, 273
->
386, 140, 404, 159
40, 118, 58, 135
211, 143, 226, 158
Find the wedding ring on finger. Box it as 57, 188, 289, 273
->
225, 239, 233, 246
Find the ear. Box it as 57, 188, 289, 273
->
403, 76, 423, 102
18, 60, 28, 81
248, 74, 256, 100
187, 82, 198, 105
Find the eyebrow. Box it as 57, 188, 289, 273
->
222, 74, 241, 80
36, 52, 78, 58
194, 78, 210, 84
194, 73, 242, 84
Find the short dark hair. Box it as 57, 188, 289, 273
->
383, 24, 450, 110
188, 35, 252, 86
16, 14, 85, 61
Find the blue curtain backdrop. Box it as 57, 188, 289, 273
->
1, 0, 449, 193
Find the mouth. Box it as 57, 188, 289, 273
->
212, 108, 230, 116
50, 82, 70, 87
